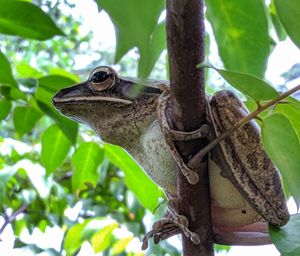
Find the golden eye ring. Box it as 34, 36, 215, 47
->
88, 66, 116, 92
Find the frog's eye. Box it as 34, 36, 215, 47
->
90, 71, 110, 83
89, 67, 115, 92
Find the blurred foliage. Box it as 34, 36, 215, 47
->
0, 0, 300, 256
0, 1, 165, 255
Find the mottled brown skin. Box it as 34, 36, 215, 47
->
52, 66, 289, 245
209, 91, 289, 227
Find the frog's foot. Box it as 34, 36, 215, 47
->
141, 211, 200, 250
157, 93, 210, 184
141, 218, 181, 250
142, 200, 200, 250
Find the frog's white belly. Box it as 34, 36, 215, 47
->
138, 120, 177, 194
209, 159, 262, 227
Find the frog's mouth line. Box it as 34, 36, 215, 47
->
52, 96, 133, 105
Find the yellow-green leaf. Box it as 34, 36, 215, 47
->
90, 223, 118, 253
16, 63, 43, 79
64, 218, 117, 256
111, 237, 133, 255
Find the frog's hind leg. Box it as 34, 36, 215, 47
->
214, 221, 271, 245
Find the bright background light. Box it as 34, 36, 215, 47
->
1, 0, 299, 255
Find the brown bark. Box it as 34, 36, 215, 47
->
166, 0, 214, 255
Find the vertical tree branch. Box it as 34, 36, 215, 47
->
166, 0, 214, 255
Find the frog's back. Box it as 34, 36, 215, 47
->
209, 90, 289, 227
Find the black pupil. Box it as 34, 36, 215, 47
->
90, 71, 110, 83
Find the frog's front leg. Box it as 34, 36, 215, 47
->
157, 92, 210, 184
149, 92, 209, 249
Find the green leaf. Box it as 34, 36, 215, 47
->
38, 75, 77, 93
18, 78, 38, 89
64, 218, 117, 256
14, 219, 27, 237
111, 237, 133, 255
205, 0, 269, 77
138, 21, 166, 78
38, 220, 48, 233
0, 98, 12, 121
0, 51, 18, 87
71, 142, 104, 192
13, 106, 42, 136
35, 75, 77, 118
0, 86, 26, 101
269, 0, 287, 41
0, 167, 17, 204
104, 143, 161, 212
275, 101, 300, 140
49, 68, 80, 83
274, 0, 300, 49
205, 66, 279, 101
214, 244, 231, 253
35, 86, 55, 106
262, 113, 300, 207
37, 101, 78, 144
0, 0, 64, 40
0, 157, 4, 169
270, 214, 300, 256
97, 0, 165, 78
41, 124, 72, 176
64, 221, 86, 256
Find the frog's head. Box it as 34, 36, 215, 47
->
52, 66, 164, 145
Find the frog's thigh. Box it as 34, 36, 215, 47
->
209, 159, 262, 227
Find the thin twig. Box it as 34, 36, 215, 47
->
0, 204, 28, 239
